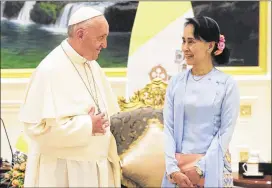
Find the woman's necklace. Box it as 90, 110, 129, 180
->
192, 67, 214, 81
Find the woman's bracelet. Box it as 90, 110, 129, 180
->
195, 166, 203, 177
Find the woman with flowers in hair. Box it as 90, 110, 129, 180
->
162, 16, 240, 187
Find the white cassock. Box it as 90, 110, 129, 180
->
19, 39, 121, 187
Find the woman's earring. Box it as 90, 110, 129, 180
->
209, 43, 213, 48
207, 44, 213, 53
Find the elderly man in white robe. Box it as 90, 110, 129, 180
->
19, 6, 121, 187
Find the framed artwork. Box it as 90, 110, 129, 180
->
192, 1, 268, 75
1, 1, 269, 78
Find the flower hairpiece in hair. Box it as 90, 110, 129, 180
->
214, 34, 225, 56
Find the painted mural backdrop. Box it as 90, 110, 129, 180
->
1, 1, 138, 68
1, 1, 259, 69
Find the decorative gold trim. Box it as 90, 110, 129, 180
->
225, 149, 232, 164
118, 78, 168, 112
149, 64, 169, 81
102, 68, 127, 77
0, 68, 127, 78
0, 2, 268, 78
216, 1, 268, 75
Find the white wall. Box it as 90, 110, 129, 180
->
1, 74, 271, 172
1, 3, 271, 171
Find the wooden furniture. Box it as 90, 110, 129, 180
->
118, 78, 168, 112
233, 172, 272, 188
114, 78, 234, 187
112, 78, 167, 187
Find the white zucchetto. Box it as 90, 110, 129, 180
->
68, 6, 103, 26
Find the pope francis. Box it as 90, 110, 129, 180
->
19, 7, 121, 187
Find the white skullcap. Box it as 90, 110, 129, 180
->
68, 6, 103, 26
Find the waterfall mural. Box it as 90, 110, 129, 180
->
1, 1, 5, 19
0, 1, 266, 70
54, 3, 75, 28
16, 1, 36, 23
1, 1, 138, 69
42, 1, 115, 33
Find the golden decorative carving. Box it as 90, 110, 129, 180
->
149, 64, 168, 81
118, 78, 168, 112
240, 104, 252, 117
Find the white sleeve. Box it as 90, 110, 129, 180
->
24, 115, 93, 148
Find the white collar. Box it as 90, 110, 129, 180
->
61, 39, 87, 64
